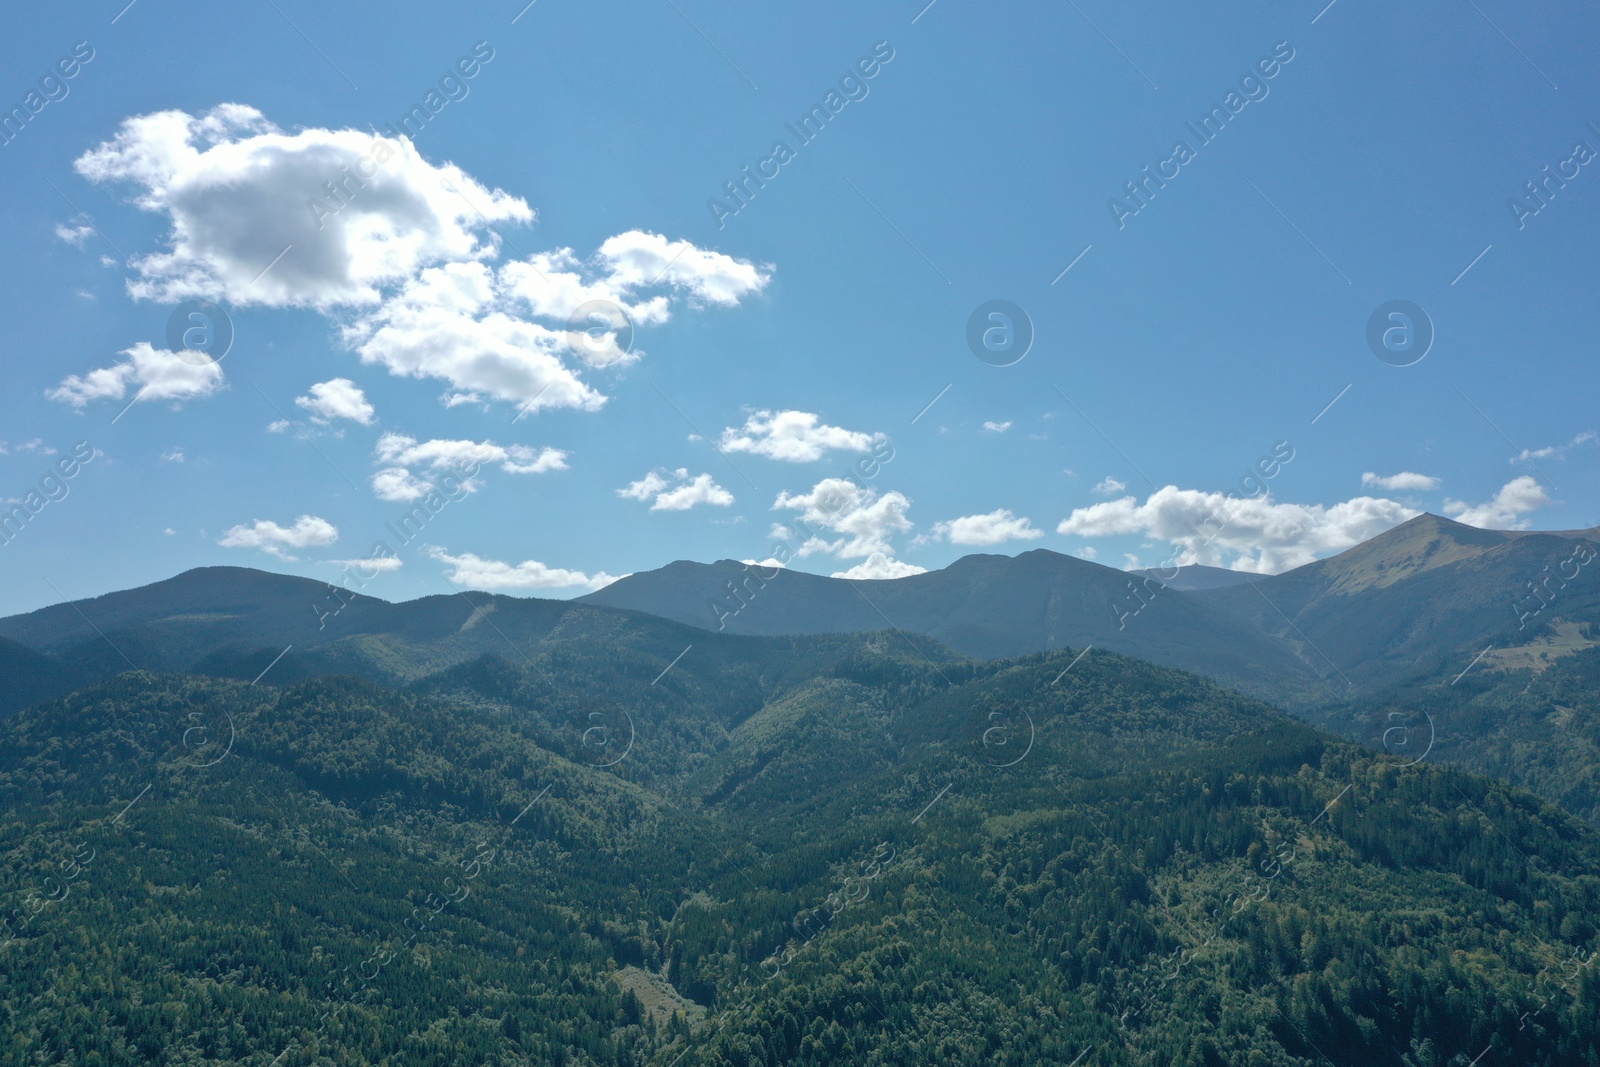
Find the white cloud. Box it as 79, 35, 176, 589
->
218, 514, 338, 560
1056, 486, 1420, 573
617, 470, 671, 502
425, 547, 620, 591
982, 420, 1012, 434
1444, 475, 1552, 529
54, 218, 95, 247
371, 467, 440, 503
655, 473, 734, 511
594, 231, 769, 307
267, 420, 292, 433
772, 477, 913, 560
325, 555, 403, 572
1513, 432, 1596, 465
1362, 471, 1441, 491
375, 431, 566, 473
161, 447, 185, 462
343, 261, 613, 415
930, 508, 1044, 546
74, 104, 769, 415
341, 261, 606, 415
368, 432, 564, 502
832, 553, 927, 580
718, 410, 884, 463
49, 342, 225, 409
1077, 546, 1098, 560
75, 104, 530, 309
1092, 476, 1127, 495
295, 378, 375, 425
618, 468, 733, 511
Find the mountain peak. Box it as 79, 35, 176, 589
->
1309, 512, 1510, 594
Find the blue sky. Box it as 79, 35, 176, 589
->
2, 0, 1598, 614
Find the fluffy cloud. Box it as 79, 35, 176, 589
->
1056, 486, 1420, 573
370, 432, 565, 501
1362, 471, 1440, 491
1444, 476, 1552, 529
71, 104, 770, 415
371, 467, 442, 503
49, 342, 224, 409
832, 552, 927, 580
772, 477, 914, 563
719, 410, 884, 463
981, 420, 1012, 434
1092, 476, 1127, 495
340, 261, 608, 414
295, 378, 375, 425
74, 104, 530, 309
597, 230, 770, 306
425, 547, 620, 592
617, 468, 733, 511
930, 508, 1044, 546
217, 514, 338, 560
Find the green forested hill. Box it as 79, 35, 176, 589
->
1, 635, 1596, 1066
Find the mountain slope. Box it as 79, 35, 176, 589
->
1196, 514, 1600, 691
0, 644, 1596, 1066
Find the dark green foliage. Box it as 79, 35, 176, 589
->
0, 634, 1595, 1065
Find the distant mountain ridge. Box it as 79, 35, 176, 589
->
580, 513, 1600, 699
3, 513, 1600, 828
4, 514, 1594, 712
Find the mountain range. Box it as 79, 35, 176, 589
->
1, 513, 1597, 824
2, 515, 1599, 1063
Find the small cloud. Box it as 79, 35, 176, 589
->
617, 468, 734, 511
371, 467, 441, 503
162, 527, 177, 536
1092, 476, 1127, 495
325, 555, 403, 573
982, 420, 1012, 434
49, 342, 224, 410
1444, 475, 1552, 529
1078, 545, 1097, 559
217, 514, 339, 560
161, 447, 185, 463
425, 547, 620, 591
369, 433, 566, 501
831, 552, 926, 580
930, 508, 1044, 546
267, 420, 292, 433
718, 410, 884, 462
1514, 432, 1596, 464
1362, 471, 1440, 491
54, 217, 95, 247
295, 378, 376, 426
